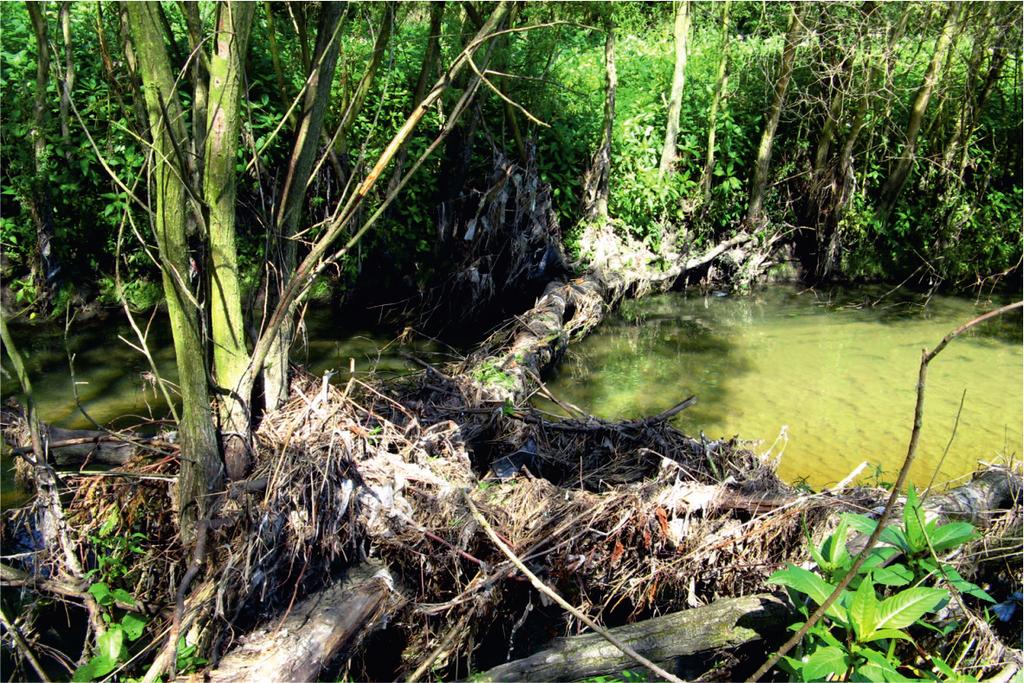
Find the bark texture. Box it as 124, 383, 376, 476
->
126, 1, 220, 540
582, 23, 616, 222
477, 593, 792, 682
745, 3, 802, 228
205, 1, 255, 480
658, 0, 691, 179
700, 0, 731, 206
193, 564, 396, 683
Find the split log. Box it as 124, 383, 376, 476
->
923, 468, 1023, 527
191, 563, 397, 683
475, 593, 792, 682
1, 406, 142, 466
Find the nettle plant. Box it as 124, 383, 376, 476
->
769, 487, 993, 682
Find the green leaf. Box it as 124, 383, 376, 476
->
769, 565, 847, 624
97, 627, 126, 663
872, 564, 914, 587
903, 486, 927, 553
88, 582, 114, 606
802, 646, 849, 681
72, 653, 117, 681
850, 575, 878, 641
875, 587, 948, 630
121, 612, 147, 641
828, 516, 851, 568
935, 566, 995, 603
928, 522, 978, 553
854, 648, 907, 682
98, 509, 119, 537
860, 628, 915, 644
112, 588, 136, 606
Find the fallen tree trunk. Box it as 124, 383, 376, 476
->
1, 406, 153, 466
191, 563, 397, 683
475, 593, 792, 682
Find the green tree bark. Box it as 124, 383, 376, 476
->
658, 0, 691, 179
745, 3, 802, 228
263, 1, 345, 412
876, 2, 961, 222
205, 1, 255, 479
126, 1, 220, 542
700, 0, 731, 207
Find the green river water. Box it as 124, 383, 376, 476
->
538, 286, 1022, 489
2, 286, 1021, 505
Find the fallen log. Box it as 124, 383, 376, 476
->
474, 593, 792, 682
190, 562, 397, 683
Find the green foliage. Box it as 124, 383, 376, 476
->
471, 359, 517, 391
72, 509, 150, 681
767, 486, 991, 681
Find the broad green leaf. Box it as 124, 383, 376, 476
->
769, 565, 847, 624
872, 564, 914, 587
861, 628, 916, 643
829, 515, 851, 568
878, 525, 910, 553
98, 509, 119, 537
97, 627, 125, 663
875, 587, 948, 630
903, 486, 927, 553
854, 648, 909, 682
88, 581, 114, 607
849, 575, 878, 641
121, 612, 147, 641
929, 522, 978, 553
72, 653, 117, 681
112, 588, 136, 606
935, 566, 994, 603
802, 646, 849, 681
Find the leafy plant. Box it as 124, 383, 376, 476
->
768, 486, 992, 682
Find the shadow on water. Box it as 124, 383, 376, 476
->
538, 284, 1023, 490
542, 292, 753, 429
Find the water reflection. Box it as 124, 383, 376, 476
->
539, 286, 1023, 490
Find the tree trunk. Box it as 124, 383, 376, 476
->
126, 1, 220, 542
876, 2, 960, 223
180, 1, 210, 186
583, 22, 616, 222
205, 1, 255, 480
262, 1, 290, 120
262, 1, 345, 412
25, 1, 58, 309
745, 3, 802, 228
658, 0, 691, 179
58, 2, 74, 157
477, 594, 792, 682
386, 1, 445, 194
700, 0, 731, 207
331, 2, 395, 160
194, 563, 396, 683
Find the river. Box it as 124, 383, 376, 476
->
537, 285, 1022, 489
3, 286, 1021, 504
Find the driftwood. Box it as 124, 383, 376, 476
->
475, 593, 792, 682
190, 562, 397, 683
1, 406, 148, 466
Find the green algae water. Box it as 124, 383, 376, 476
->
538, 286, 1023, 490
0, 307, 437, 507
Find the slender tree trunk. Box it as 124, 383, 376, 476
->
700, 0, 731, 207
583, 22, 616, 222
126, 1, 220, 542
205, 2, 255, 480
386, 1, 445, 194
180, 1, 210, 186
263, 1, 345, 412
876, 2, 960, 222
262, 1, 290, 117
58, 2, 74, 157
25, 2, 58, 309
658, 0, 691, 179
745, 3, 802, 228
331, 2, 395, 161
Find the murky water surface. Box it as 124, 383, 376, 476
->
538, 286, 1022, 489
1, 307, 438, 506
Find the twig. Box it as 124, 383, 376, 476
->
463, 491, 686, 683
747, 300, 1024, 682
0, 604, 52, 683
406, 612, 471, 683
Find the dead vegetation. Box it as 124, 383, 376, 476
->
3, 362, 1020, 681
